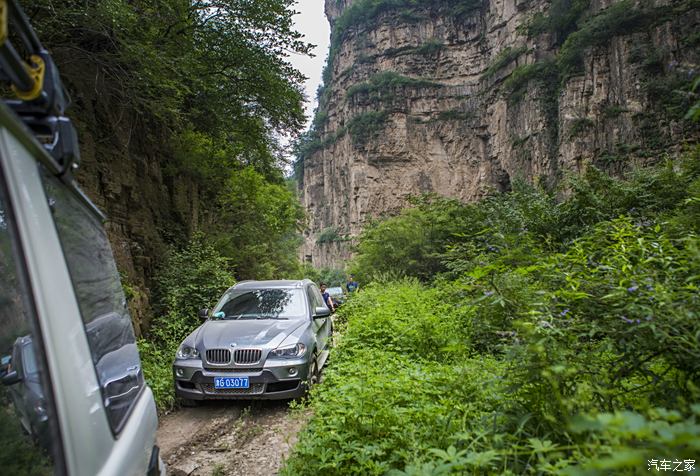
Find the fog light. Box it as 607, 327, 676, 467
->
288, 367, 297, 376
176, 368, 184, 377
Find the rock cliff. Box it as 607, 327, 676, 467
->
300, 0, 700, 268
56, 56, 206, 335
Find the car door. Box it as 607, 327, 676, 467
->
307, 285, 330, 353
0, 103, 161, 475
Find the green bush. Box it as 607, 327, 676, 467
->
558, 1, 651, 77
294, 264, 347, 288
526, 0, 591, 43
347, 72, 441, 101
415, 39, 445, 55
502, 60, 558, 104
482, 46, 527, 80
350, 196, 472, 282
141, 234, 236, 410
348, 111, 389, 147
287, 147, 700, 473
283, 282, 504, 475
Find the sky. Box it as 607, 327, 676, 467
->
290, 0, 331, 130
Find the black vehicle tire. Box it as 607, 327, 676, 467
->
304, 353, 320, 396
179, 397, 200, 408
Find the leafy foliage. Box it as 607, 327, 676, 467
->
286, 147, 700, 474
526, 0, 591, 44
213, 167, 304, 280
482, 46, 528, 80
141, 235, 236, 409
30, 0, 311, 144
294, 265, 347, 288
347, 72, 442, 100
347, 111, 389, 147
350, 196, 470, 282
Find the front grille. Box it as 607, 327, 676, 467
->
204, 367, 263, 373
206, 348, 231, 365
233, 348, 262, 364
201, 383, 265, 395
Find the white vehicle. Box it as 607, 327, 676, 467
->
0, 1, 163, 474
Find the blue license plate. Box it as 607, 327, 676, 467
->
214, 376, 250, 389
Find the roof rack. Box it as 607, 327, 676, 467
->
0, 0, 79, 175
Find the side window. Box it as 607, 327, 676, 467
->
308, 286, 325, 311
0, 176, 63, 474
41, 173, 143, 434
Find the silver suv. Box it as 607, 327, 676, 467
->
174, 280, 332, 402
0, 2, 163, 474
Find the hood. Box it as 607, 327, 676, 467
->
195, 319, 308, 349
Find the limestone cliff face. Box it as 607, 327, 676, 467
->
57, 57, 206, 335
300, 0, 700, 268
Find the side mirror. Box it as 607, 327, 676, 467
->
198, 308, 209, 320
313, 306, 331, 319
1, 369, 21, 386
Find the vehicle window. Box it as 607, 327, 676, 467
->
308, 286, 326, 310
0, 176, 63, 474
214, 289, 306, 320
41, 173, 143, 435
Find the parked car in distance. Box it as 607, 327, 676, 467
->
173, 280, 332, 403
326, 286, 346, 308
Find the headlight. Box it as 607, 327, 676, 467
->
270, 343, 306, 358
176, 344, 200, 360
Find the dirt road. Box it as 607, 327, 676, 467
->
158, 401, 310, 476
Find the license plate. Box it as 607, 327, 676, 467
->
214, 376, 250, 389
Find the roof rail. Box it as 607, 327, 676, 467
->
0, 0, 79, 175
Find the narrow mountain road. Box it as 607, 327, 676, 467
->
157, 401, 310, 476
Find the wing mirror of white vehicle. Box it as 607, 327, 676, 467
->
198, 308, 209, 321
1, 369, 21, 386
313, 306, 331, 318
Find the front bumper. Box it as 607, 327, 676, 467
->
173, 358, 309, 400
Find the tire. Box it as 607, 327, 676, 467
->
304, 353, 320, 395
179, 397, 200, 408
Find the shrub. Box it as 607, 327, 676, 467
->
558, 1, 651, 77
482, 46, 527, 80
141, 235, 236, 410
282, 282, 504, 475
502, 60, 558, 104
568, 117, 594, 138
347, 71, 442, 101
350, 195, 472, 282
526, 0, 591, 44
415, 39, 445, 55
347, 110, 389, 147
286, 148, 700, 474
316, 227, 343, 244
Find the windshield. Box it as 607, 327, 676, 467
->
213, 288, 306, 320
327, 287, 344, 295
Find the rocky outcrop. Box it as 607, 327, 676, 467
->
300, 0, 700, 268
57, 57, 204, 335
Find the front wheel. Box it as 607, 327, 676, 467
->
179, 397, 200, 408
304, 354, 320, 395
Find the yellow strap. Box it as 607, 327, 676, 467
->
12, 54, 45, 100
0, 0, 6, 46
